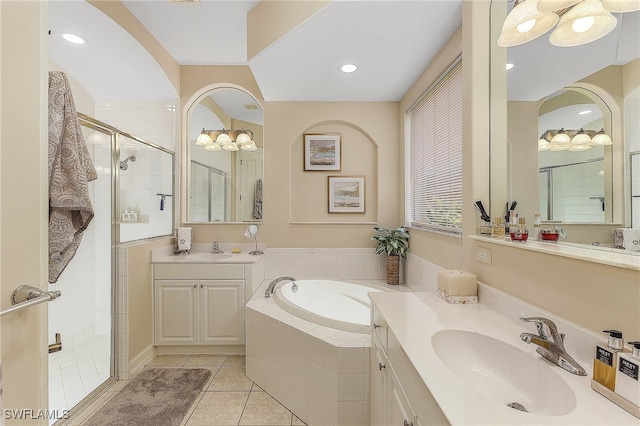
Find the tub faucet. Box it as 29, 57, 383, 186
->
265, 276, 296, 298
210, 241, 223, 254
519, 316, 587, 376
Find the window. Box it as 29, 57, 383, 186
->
407, 58, 462, 235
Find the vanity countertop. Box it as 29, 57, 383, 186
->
151, 243, 264, 264
369, 291, 639, 425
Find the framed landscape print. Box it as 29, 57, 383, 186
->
304, 133, 341, 171
328, 176, 365, 213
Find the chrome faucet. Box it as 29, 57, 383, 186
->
265, 276, 296, 298
519, 316, 587, 376
210, 241, 223, 254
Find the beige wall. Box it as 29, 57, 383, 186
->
127, 237, 173, 362
180, 65, 401, 247
1, 2, 49, 424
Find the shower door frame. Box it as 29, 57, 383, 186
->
77, 112, 175, 380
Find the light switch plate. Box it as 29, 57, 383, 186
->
476, 247, 492, 264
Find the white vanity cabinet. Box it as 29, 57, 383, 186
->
370, 303, 448, 426
153, 263, 245, 346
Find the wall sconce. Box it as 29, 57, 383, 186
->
197, 128, 257, 152
498, 0, 638, 48
538, 128, 612, 151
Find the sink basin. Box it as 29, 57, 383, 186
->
177, 253, 233, 262
431, 329, 576, 416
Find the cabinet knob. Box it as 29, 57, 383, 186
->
373, 323, 381, 329
193, 285, 197, 288
379, 362, 386, 371
403, 420, 413, 426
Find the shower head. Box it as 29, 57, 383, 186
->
119, 155, 136, 170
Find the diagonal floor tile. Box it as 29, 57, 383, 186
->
208, 367, 253, 392
239, 391, 293, 426
185, 391, 250, 426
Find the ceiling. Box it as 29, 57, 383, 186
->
48, 0, 462, 103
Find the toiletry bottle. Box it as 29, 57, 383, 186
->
491, 218, 505, 238
122, 209, 130, 223
594, 329, 625, 391
532, 209, 541, 241
510, 218, 528, 241
616, 341, 640, 407
129, 206, 138, 223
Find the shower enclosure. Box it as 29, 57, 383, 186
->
47, 113, 174, 421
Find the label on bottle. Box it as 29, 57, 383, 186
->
619, 357, 639, 380
596, 346, 614, 367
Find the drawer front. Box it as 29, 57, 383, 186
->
154, 263, 244, 280
372, 303, 388, 352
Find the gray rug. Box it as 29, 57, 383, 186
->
84, 368, 211, 426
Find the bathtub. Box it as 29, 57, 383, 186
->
273, 279, 385, 333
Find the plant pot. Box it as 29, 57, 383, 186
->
386, 255, 400, 285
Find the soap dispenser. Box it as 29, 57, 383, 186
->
594, 329, 625, 391
616, 341, 640, 407
128, 206, 138, 223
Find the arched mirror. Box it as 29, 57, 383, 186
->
537, 87, 613, 223
185, 87, 263, 223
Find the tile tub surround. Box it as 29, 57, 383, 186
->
246, 279, 407, 426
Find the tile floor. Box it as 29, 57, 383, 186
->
49, 335, 111, 422
65, 354, 306, 426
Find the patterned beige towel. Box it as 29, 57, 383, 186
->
48, 72, 97, 283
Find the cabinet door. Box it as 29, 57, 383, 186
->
200, 280, 244, 345
388, 366, 417, 426
370, 336, 388, 426
154, 280, 199, 345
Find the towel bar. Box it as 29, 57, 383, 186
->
0, 285, 61, 317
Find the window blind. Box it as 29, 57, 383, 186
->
407, 59, 462, 234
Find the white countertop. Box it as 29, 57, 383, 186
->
151, 243, 264, 264
369, 291, 639, 425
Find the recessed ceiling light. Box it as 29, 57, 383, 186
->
577, 110, 592, 115
61, 32, 87, 45
339, 64, 357, 73
506, 62, 515, 71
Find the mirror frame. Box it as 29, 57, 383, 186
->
181, 83, 264, 225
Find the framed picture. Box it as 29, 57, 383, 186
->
304, 133, 341, 171
328, 176, 365, 213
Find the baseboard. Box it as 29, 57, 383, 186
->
155, 345, 246, 355
129, 344, 157, 377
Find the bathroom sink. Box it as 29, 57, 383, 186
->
431, 329, 576, 416
177, 253, 233, 262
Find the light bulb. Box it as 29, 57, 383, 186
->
517, 18, 537, 33
572, 16, 594, 33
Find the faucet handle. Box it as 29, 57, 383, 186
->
519, 316, 559, 337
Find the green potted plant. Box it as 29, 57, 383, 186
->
373, 225, 409, 285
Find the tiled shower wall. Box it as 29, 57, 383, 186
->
95, 100, 177, 243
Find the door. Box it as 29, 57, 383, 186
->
154, 281, 199, 345
1, 1, 49, 422
200, 280, 244, 345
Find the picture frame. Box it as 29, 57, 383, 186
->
304, 133, 341, 171
328, 176, 365, 214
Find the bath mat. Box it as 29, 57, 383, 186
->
83, 368, 211, 426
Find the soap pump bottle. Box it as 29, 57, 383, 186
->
594, 329, 625, 391
122, 209, 130, 223
616, 341, 640, 407
128, 206, 138, 223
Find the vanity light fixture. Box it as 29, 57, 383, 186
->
197, 129, 257, 153
61, 32, 87, 45
539, 128, 612, 151
591, 128, 613, 145
498, 0, 635, 48
196, 128, 213, 146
